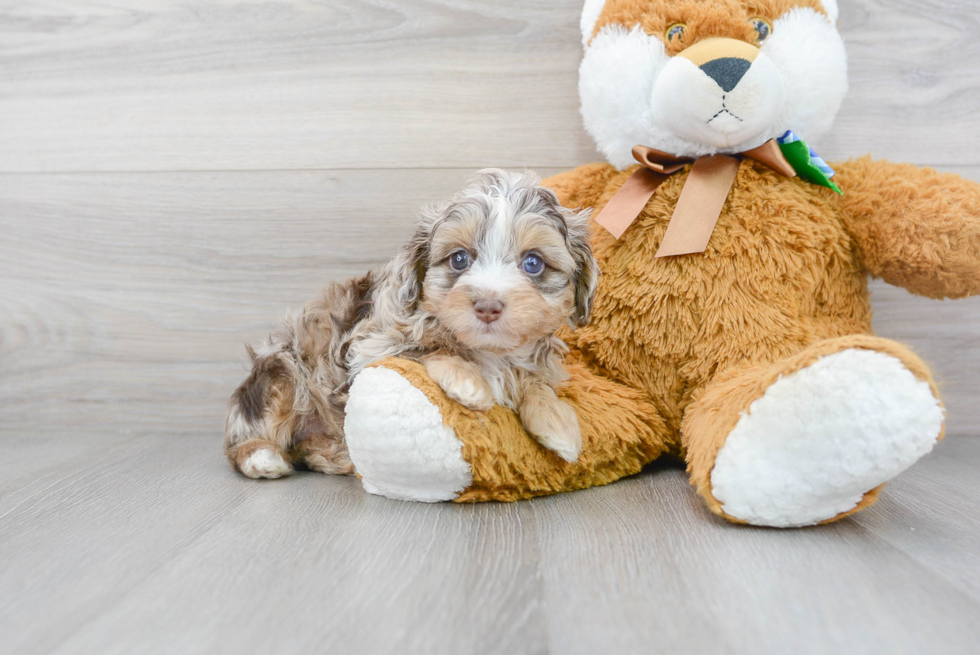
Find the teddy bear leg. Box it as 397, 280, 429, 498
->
344, 357, 672, 503
682, 335, 946, 527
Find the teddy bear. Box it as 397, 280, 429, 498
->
340, 0, 980, 527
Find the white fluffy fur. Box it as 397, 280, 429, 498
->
710, 349, 945, 527
764, 7, 848, 143
580, 25, 673, 169
345, 366, 472, 502
580, 0, 607, 46
650, 51, 786, 150
579, 6, 848, 168
821, 0, 839, 22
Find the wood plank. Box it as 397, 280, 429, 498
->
0, 431, 135, 513
0, 433, 261, 654
2, 432, 978, 654
852, 437, 980, 603
2, 168, 978, 437
2, 0, 980, 172
820, 0, 980, 165
0, 433, 544, 655
0, 0, 594, 172
532, 440, 980, 655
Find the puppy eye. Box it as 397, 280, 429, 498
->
521, 253, 544, 276
665, 23, 686, 44
750, 18, 772, 44
448, 250, 470, 271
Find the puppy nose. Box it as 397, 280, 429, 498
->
474, 299, 504, 324
699, 57, 752, 92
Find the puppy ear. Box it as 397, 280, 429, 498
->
564, 207, 600, 327
398, 204, 439, 309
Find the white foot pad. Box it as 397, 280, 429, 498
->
241, 448, 292, 479
710, 349, 944, 527
344, 367, 472, 502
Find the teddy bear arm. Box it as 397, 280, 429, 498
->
541, 163, 620, 211
833, 156, 980, 299
344, 357, 673, 502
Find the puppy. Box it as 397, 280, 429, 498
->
224, 169, 599, 479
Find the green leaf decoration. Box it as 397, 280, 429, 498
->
778, 138, 843, 196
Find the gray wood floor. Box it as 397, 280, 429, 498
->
2, 1, 979, 653
1, 434, 979, 655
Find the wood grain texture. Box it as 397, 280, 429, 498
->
2, 0, 980, 172
0, 431, 545, 655
0, 0, 595, 172
2, 0, 980, 652
1, 433, 978, 654
2, 168, 978, 437
532, 441, 980, 655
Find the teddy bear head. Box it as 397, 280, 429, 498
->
579, 0, 847, 169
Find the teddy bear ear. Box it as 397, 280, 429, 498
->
580, 0, 607, 47
820, 0, 840, 22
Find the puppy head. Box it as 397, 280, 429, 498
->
411, 169, 598, 353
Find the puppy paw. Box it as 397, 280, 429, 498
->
444, 377, 495, 412
424, 355, 495, 412
523, 399, 582, 463
240, 447, 293, 479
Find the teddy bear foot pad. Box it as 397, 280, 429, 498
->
345, 366, 472, 502
709, 348, 945, 527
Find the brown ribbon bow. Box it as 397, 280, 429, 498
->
595, 140, 796, 257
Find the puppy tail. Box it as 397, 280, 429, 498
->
225, 346, 268, 443
223, 342, 298, 470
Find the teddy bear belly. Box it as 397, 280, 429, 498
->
572, 264, 873, 442
574, 180, 873, 441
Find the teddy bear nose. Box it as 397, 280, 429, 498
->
700, 57, 753, 93
474, 299, 504, 324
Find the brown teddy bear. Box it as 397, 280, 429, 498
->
341, 0, 980, 527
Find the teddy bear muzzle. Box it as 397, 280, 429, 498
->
651, 37, 786, 149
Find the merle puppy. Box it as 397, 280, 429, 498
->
225, 169, 599, 479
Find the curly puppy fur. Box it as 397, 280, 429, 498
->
224, 169, 599, 477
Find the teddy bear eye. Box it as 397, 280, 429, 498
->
665, 23, 686, 44
750, 18, 772, 44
